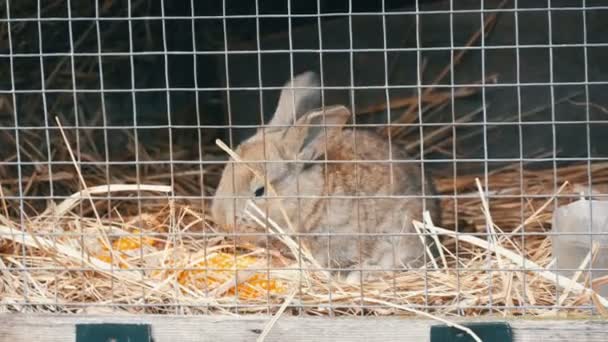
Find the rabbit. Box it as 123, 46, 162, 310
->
211, 71, 440, 283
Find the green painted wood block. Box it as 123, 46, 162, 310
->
430, 322, 512, 342
76, 323, 151, 342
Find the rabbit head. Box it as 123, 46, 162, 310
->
211, 72, 352, 237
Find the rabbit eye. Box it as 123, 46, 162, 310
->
254, 186, 265, 197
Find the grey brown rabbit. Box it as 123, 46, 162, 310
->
211, 71, 440, 283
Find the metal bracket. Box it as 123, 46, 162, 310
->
430, 322, 512, 342
76, 323, 152, 342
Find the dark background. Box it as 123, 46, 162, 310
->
1, 0, 608, 177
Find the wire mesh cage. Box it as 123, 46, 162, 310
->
2, 0, 608, 329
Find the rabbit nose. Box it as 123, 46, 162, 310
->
211, 199, 234, 226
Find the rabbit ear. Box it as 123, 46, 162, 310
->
285, 105, 352, 161
268, 71, 321, 126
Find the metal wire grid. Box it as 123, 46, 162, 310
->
0, 0, 606, 315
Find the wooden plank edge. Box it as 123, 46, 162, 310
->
1, 313, 607, 342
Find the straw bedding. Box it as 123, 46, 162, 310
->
2, 69, 606, 318
1, 134, 607, 317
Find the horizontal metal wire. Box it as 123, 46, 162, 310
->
2, 231, 605, 238
3, 42, 608, 57
2, 82, 608, 93
2, 157, 608, 167
1, 6, 608, 22
0, 193, 602, 201
2, 265, 607, 273
1, 302, 596, 311
2, 120, 608, 131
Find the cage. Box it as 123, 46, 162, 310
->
2, 0, 608, 341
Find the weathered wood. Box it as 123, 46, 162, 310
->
0, 314, 607, 342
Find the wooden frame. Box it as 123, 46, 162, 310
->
1, 314, 607, 342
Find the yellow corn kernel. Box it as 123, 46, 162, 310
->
97, 254, 113, 264
176, 252, 286, 299
109, 233, 155, 252
95, 253, 130, 269
228, 274, 286, 299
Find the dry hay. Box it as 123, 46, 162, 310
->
1, 132, 608, 318
2, 60, 607, 320
2, 74, 606, 320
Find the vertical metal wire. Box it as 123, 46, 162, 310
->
448, 0, 463, 316
379, 0, 398, 298
252, 0, 272, 316
315, 0, 333, 317
34, 0, 54, 229
35, 0, 57, 311
547, 0, 560, 308
125, 0, 144, 311
413, 0, 430, 312
5, 0, 29, 312
285, 0, 302, 317
220, 0, 239, 313
582, 0, 594, 316
479, 0, 494, 313
93, 0, 114, 313
188, 0, 211, 314
513, 0, 528, 315
67, 0, 91, 314
345, 0, 364, 313
65, 2, 84, 269
159, 0, 178, 314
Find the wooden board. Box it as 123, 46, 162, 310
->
1, 314, 607, 342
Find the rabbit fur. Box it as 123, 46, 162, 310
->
211, 71, 440, 283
